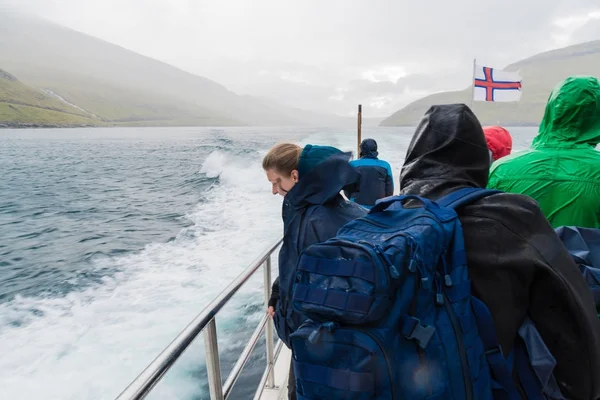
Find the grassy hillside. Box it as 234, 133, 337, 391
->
30, 70, 241, 126
0, 69, 103, 127
0, 104, 102, 127
380, 40, 600, 126
0, 12, 337, 127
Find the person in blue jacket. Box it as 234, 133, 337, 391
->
263, 142, 366, 399
344, 138, 394, 208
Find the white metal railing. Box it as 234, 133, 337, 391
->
115, 238, 283, 400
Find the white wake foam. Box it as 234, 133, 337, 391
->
0, 148, 283, 399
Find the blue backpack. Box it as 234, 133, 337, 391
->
290, 188, 558, 400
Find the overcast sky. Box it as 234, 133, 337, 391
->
3, 0, 600, 117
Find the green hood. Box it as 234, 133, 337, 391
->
533, 76, 600, 147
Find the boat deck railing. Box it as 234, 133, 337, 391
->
116, 238, 284, 400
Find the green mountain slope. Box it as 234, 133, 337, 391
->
380, 40, 600, 126
0, 12, 331, 127
0, 69, 102, 127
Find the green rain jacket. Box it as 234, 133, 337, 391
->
488, 76, 600, 228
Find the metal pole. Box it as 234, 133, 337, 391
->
263, 255, 276, 388
357, 104, 362, 158
116, 238, 282, 400
470, 58, 476, 108
252, 341, 285, 400
204, 319, 224, 400
223, 315, 268, 398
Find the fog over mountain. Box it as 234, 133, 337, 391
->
1, 0, 599, 124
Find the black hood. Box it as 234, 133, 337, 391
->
400, 104, 490, 198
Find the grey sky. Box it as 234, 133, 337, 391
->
3, 0, 600, 117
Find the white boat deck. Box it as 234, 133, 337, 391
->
257, 345, 292, 400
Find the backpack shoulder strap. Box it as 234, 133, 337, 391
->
436, 187, 502, 209
471, 297, 522, 400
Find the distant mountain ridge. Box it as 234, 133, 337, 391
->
380, 40, 600, 126
0, 12, 352, 127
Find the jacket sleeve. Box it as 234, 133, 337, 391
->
461, 195, 600, 400
268, 277, 279, 308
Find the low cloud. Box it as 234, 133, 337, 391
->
2, 0, 600, 117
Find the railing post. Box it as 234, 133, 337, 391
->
263, 255, 276, 388
203, 318, 224, 400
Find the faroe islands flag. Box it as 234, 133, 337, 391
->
473, 64, 523, 102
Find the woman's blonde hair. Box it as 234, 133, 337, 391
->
262, 143, 302, 176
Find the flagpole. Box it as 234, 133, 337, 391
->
357, 104, 362, 159
470, 58, 476, 108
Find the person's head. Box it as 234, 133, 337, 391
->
535, 76, 600, 147
359, 138, 378, 158
483, 126, 512, 162
400, 104, 489, 195
262, 143, 302, 196
263, 143, 346, 197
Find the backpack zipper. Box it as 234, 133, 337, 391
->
362, 203, 470, 398
347, 217, 418, 277
418, 211, 472, 398
442, 293, 473, 400
355, 328, 398, 400
325, 239, 391, 289
352, 217, 428, 278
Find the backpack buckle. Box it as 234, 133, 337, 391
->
402, 316, 436, 349
308, 322, 338, 344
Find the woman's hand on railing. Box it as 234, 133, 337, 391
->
267, 306, 275, 318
